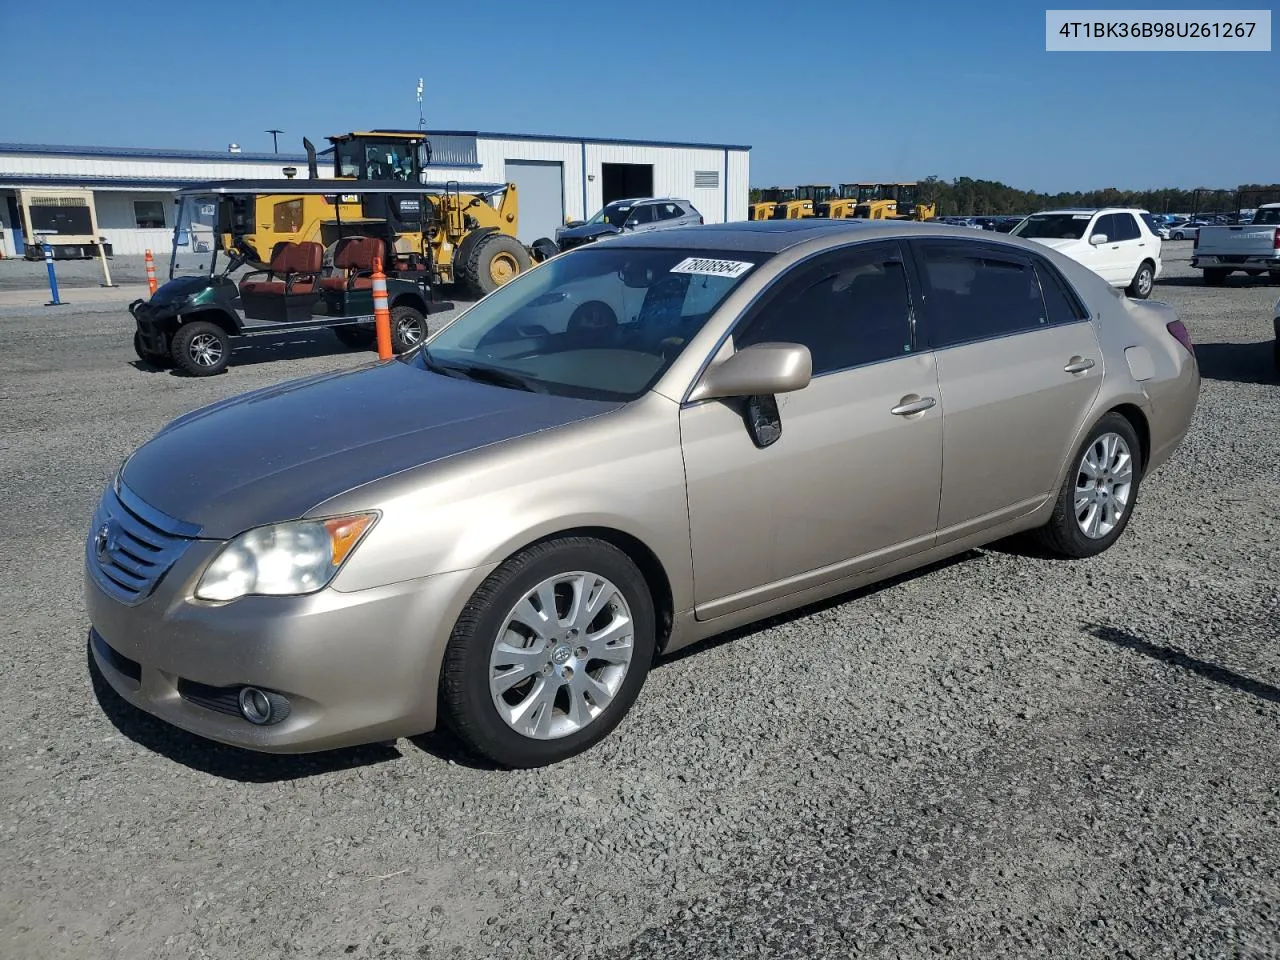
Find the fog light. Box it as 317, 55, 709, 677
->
239, 686, 274, 725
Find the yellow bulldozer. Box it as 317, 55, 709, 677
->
749, 187, 794, 220
852, 182, 937, 221
814, 184, 863, 218
218, 130, 547, 296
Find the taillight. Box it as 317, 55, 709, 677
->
698, 216, 704, 225
1273, 227, 1280, 249
1167, 319, 1194, 356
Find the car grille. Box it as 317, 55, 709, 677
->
88, 481, 198, 605
177, 679, 242, 717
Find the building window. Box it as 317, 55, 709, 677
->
134, 200, 166, 229
694, 170, 719, 189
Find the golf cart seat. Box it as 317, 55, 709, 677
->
320, 236, 385, 292
239, 241, 324, 296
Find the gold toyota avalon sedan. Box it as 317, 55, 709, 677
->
86, 220, 1200, 768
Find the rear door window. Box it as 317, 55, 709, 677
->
628, 205, 657, 225
912, 242, 1048, 347
1111, 213, 1141, 242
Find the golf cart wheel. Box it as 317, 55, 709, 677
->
172, 320, 230, 376
333, 324, 376, 350
390, 305, 427, 354
465, 234, 532, 297
133, 330, 173, 368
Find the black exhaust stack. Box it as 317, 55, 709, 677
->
303, 137, 319, 180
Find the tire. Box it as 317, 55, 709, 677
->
1203, 268, 1228, 287
464, 233, 532, 298
1171, 231, 1184, 240
1273, 338, 1280, 373
171, 320, 230, 376
333, 324, 376, 350
389, 304, 427, 354
1126, 261, 1154, 299
1034, 413, 1143, 560
439, 536, 656, 768
132, 330, 173, 367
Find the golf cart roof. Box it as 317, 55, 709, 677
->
175, 179, 512, 197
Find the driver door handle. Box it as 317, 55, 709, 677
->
1064, 357, 1096, 374
890, 396, 937, 416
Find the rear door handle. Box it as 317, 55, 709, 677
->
1064, 357, 1096, 374
890, 396, 937, 416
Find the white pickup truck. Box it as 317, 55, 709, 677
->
1191, 203, 1280, 286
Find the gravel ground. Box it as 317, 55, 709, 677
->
1, 241, 1278, 960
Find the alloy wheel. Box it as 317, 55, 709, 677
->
1074, 432, 1134, 539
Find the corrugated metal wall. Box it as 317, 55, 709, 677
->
0, 153, 298, 181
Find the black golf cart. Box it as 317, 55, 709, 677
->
129, 182, 455, 376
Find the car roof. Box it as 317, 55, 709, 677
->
598, 218, 1036, 254
1033, 207, 1146, 215
606, 196, 689, 207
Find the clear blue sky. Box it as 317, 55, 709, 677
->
0, 0, 1273, 192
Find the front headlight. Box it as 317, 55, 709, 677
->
195, 513, 376, 601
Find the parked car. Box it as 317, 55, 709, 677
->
85, 219, 1200, 768
555, 198, 702, 251
1169, 221, 1204, 241
1191, 203, 1280, 286
992, 216, 1026, 234
1011, 207, 1162, 298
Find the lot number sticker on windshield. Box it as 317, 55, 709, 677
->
670, 257, 755, 279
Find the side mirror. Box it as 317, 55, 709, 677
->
1089, 233, 1108, 245
687, 342, 812, 403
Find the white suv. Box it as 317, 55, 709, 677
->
1010, 208, 1162, 299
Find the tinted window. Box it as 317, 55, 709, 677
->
916, 244, 1046, 347
1111, 213, 1141, 241
628, 205, 656, 225
1139, 212, 1162, 235
1253, 207, 1280, 226
736, 243, 914, 375
1012, 213, 1092, 240
656, 203, 685, 220
1033, 261, 1088, 324
1091, 214, 1118, 241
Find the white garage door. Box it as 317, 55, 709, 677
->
504, 160, 564, 244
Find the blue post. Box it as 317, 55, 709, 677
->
43, 244, 64, 306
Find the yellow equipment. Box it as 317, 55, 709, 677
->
748, 188, 794, 221
851, 182, 937, 221
220, 130, 539, 296
814, 184, 861, 219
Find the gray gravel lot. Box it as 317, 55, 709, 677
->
1, 242, 1278, 959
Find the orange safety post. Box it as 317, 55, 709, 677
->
144, 249, 158, 295
371, 257, 393, 360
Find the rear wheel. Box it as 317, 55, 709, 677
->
1126, 261, 1154, 299
1203, 268, 1229, 287
389, 304, 426, 354
171, 320, 230, 376
1034, 413, 1143, 559
464, 234, 532, 298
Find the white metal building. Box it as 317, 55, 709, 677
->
0, 132, 751, 258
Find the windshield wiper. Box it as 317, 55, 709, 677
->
422, 352, 547, 393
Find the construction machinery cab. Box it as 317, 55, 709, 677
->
327, 132, 430, 183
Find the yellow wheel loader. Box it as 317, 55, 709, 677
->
217, 131, 549, 297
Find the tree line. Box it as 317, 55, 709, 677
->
749, 178, 1280, 216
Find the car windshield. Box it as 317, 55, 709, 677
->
168, 193, 222, 278
1011, 213, 1092, 240
1253, 207, 1280, 225
587, 204, 631, 227
418, 247, 769, 401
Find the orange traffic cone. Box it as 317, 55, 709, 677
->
144, 249, 157, 295
372, 257, 392, 360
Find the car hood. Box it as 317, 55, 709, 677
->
121, 360, 619, 538
556, 223, 621, 241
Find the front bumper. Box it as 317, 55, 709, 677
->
129, 298, 176, 353
86, 523, 485, 753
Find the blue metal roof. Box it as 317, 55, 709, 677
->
0, 174, 263, 189
0, 142, 310, 163
369, 129, 752, 152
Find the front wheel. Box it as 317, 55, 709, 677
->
1034, 413, 1144, 559
465, 234, 532, 297
439, 537, 656, 768
171, 320, 230, 376
1126, 261, 1154, 299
